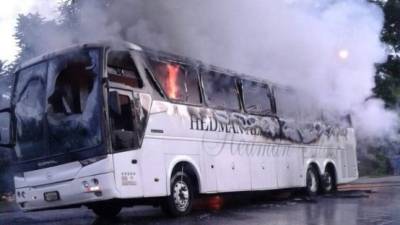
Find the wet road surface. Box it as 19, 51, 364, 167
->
1, 182, 400, 225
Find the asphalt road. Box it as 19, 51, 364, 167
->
1, 178, 400, 225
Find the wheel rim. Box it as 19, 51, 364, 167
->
173, 180, 190, 212
307, 169, 318, 193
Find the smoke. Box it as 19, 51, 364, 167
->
25, 0, 398, 140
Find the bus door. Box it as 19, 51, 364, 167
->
109, 88, 146, 197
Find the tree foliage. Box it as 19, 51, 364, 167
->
0, 61, 6, 76
373, 0, 400, 108
14, 13, 61, 64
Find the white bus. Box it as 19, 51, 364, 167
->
0, 41, 358, 217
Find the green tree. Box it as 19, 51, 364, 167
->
373, 0, 400, 108
0, 60, 13, 76
14, 13, 62, 65
0, 61, 6, 76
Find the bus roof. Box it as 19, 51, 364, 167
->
15, 41, 142, 72
15, 40, 289, 90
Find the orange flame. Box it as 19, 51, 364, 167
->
166, 64, 180, 99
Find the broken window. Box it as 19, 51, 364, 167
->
150, 60, 201, 105
185, 69, 202, 105
242, 80, 273, 115
47, 62, 93, 115
13, 49, 103, 162
107, 51, 143, 88
14, 62, 47, 160
202, 71, 240, 111
46, 49, 102, 154
274, 87, 302, 119
109, 92, 137, 151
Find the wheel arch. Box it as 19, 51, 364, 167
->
166, 157, 202, 196
303, 160, 322, 186
323, 161, 338, 184
305, 160, 323, 176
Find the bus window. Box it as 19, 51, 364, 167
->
274, 87, 301, 119
46, 49, 102, 154
276, 87, 322, 122
185, 70, 202, 105
109, 92, 137, 151
107, 51, 143, 88
202, 71, 240, 111
151, 60, 201, 105
48, 62, 93, 115
14, 62, 47, 160
241, 80, 272, 115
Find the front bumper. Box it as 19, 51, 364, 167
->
15, 172, 119, 211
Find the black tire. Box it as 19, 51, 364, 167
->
306, 167, 320, 197
91, 203, 122, 218
321, 169, 337, 193
162, 171, 194, 217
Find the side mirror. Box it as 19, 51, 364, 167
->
0, 111, 12, 146
109, 91, 121, 115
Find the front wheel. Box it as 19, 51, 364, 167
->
162, 171, 194, 217
306, 167, 320, 197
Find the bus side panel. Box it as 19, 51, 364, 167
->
139, 139, 168, 197
335, 129, 358, 184
113, 150, 144, 198
201, 131, 228, 193
212, 137, 252, 192
201, 146, 218, 193
143, 102, 203, 196
250, 144, 279, 190
276, 145, 304, 188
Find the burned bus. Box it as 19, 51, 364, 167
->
0, 42, 358, 217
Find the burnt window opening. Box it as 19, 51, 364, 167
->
48, 62, 94, 115
46, 49, 102, 155
145, 68, 164, 98
202, 71, 241, 111
150, 60, 202, 105
275, 87, 301, 119
13, 49, 103, 162
109, 93, 138, 151
111, 94, 134, 131
14, 62, 47, 160
241, 80, 273, 115
275, 87, 320, 122
107, 51, 143, 88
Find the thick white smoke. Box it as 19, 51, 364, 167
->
26, 0, 398, 140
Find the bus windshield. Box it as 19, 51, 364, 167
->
13, 49, 103, 162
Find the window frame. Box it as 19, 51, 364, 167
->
11, 47, 107, 164
107, 50, 144, 89
273, 86, 301, 119
148, 58, 203, 107
240, 79, 274, 117
46, 49, 103, 155
200, 68, 242, 113
13, 61, 49, 162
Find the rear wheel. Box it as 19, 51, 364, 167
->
322, 169, 336, 193
306, 167, 320, 196
162, 171, 194, 217
91, 203, 122, 218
